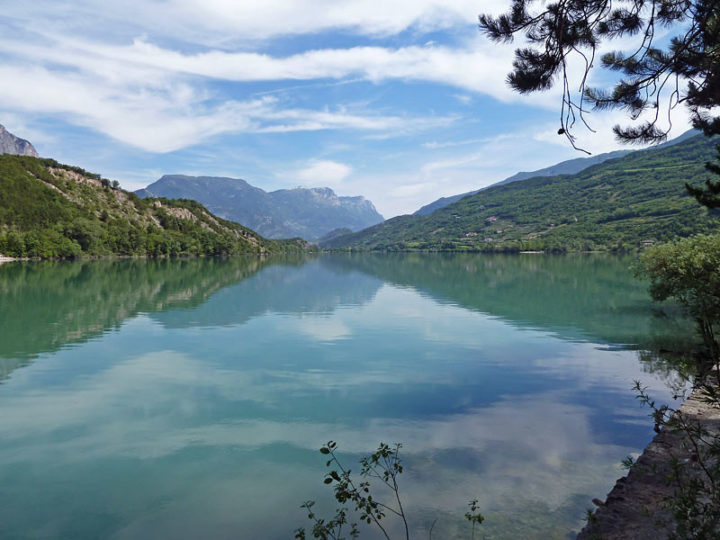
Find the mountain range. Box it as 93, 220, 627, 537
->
0, 124, 39, 158
136, 175, 383, 240
322, 133, 719, 252
2, 122, 716, 257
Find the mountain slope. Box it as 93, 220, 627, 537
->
0, 124, 39, 157
137, 174, 384, 240
324, 133, 719, 252
413, 189, 482, 216
413, 149, 631, 216
0, 155, 305, 258
412, 130, 701, 217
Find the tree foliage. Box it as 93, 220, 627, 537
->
639, 233, 720, 363
479, 0, 720, 203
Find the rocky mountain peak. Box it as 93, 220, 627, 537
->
0, 124, 39, 157
137, 174, 384, 240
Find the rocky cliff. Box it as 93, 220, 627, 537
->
0, 124, 39, 157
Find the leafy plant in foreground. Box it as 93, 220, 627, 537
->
632, 233, 720, 537
295, 441, 484, 540
632, 382, 720, 539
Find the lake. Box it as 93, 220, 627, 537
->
0, 254, 693, 539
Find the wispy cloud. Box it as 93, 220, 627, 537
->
532, 106, 693, 154
294, 160, 353, 187
422, 136, 497, 150
6, 0, 508, 43
4, 35, 522, 99
0, 63, 451, 152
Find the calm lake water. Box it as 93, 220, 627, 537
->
0, 254, 693, 539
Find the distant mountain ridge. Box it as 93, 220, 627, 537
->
324, 133, 718, 252
413, 130, 700, 216
137, 174, 384, 240
0, 124, 39, 158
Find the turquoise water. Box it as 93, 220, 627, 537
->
0, 254, 691, 539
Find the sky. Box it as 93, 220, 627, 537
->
0, 1, 693, 218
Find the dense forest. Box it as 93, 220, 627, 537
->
323, 134, 720, 252
0, 155, 309, 258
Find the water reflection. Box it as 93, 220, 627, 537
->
324, 252, 696, 350
0, 254, 695, 370
0, 256, 315, 378
0, 254, 694, 539
151, 257, 384, 329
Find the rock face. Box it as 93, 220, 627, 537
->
0, 124, 39, 157
137, 175, 384, 240
577, 385, 720, 540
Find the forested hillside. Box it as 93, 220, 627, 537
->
413, 148, 632, 216
0, 155, 307, 258
324, 134, 719, 252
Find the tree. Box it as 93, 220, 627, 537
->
686, 144, 720, 208
638, 234, 720, 367
479, 0, 720, 205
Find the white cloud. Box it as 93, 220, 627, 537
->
422, 137, 492, 149
0, 6, 554, 157
294, 159, 353, 186
339, 131, 583, 217
0, 63, 449, 152
3, 35, 521, 101
532, 106, 694, 155
7, 0, 508, 43
452, 94, 473, 105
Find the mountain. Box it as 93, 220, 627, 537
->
413, 150, 630, 216
413, 190, 481, 216
412, 130, 702, 217
136, 175, 384, 240
323, 133, 719, 252
0, 124, 39, 158
0, 155, 307, 258
496, 149, 631, 186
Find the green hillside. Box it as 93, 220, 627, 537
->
324, 134, 720, 252
0, 155, 307, 258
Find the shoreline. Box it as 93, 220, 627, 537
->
577, 384, 720, 539
0, 251, 306, 264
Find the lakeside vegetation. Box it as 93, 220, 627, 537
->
323, 134, 719, 253
0, 155, 309, 259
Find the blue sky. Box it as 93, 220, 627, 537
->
0, 1, 692, 217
